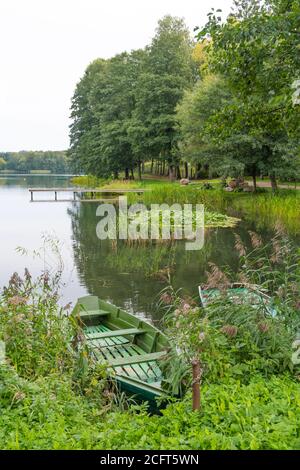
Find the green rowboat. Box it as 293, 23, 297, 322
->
72, 295, 171, 404
199, 282, 276, 316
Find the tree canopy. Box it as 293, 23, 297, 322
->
189, 0, 300, 189
69, 6, 299, 187
69, 16, 198, 180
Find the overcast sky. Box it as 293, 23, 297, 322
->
0, 0, 233, 151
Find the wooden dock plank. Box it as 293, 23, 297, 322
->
29, 187, 148, 202
29, 188, 148, 193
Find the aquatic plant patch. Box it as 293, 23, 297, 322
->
95, 197, 240, 252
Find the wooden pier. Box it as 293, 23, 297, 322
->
29, 187, 148, 202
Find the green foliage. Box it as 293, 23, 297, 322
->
69, 16, 197, 179
0, 271, 73, 378
0, 366, 111, 450
0, 253, 299, 450
128, 183, 229, 210
122, 208, 239, 238
0, 157, 6, 170
0, 270, 112, 408
105, 243, 177, 278
193, 0, 300, 188
129, 16, 197, 177
0, 151, 71, 174
232, 190, 300, 235
162, 234, 300, 387
1, 367, 299, 449
97, 375, 300, 450
68, 3, 299, 184
176, 75, 234, 173
71, 175, 107, 188
71, 177, 300, 235
166, 300, 297, 383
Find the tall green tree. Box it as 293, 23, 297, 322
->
176, 75, 234, 178
94, 50, 146, 179
130, 16, 197, 180
69, 59, 107, 175
69, 16, 197, 180
197, 0, 300, 189
0, 157, 6, 171
69, 51, 146, 178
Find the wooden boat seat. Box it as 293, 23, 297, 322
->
109, 351, 166, 368
86, 328, 145, 340
79, 309, 108, 318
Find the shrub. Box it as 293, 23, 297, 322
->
1, 368, 298, 450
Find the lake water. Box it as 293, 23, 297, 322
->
0, 174, 269, 321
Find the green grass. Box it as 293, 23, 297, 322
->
232, 191, 300, 235
127, 183, 230, 210
71, 175, 107, 188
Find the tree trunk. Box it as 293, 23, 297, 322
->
169, 165, 175, 181
192, 359, 201, 411
269, 172, 278, 192
176, 165, 181, 180
162, 160, 166, 176
252, 164, 257, 192
150, 159, 154, 174
124, 168, 129, 179
130, 168, 134, 180
184, 161, 189, 179
137, 161, 142, 180
113, 171, 119, 180
203, 164, 209, 179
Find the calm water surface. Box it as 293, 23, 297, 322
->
0, 175, 270, 321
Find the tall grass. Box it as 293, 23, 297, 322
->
72, 177, 300, 234
128, 184, 230, 210
160, 233, 300, 392
71, 175, 107, 187
232, 191, 300, 235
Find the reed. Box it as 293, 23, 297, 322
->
72, 177, 300, 235
127, 183, 230, 210
232, 191, 300, 235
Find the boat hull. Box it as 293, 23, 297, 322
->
72, 295, 170, 405
198, 283, 276, 316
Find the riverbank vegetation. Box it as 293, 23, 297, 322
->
71, 175, 300, 236
0, 231, 299, 450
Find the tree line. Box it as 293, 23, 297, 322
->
69, 1, 300, 189
0, 151, 71, 174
